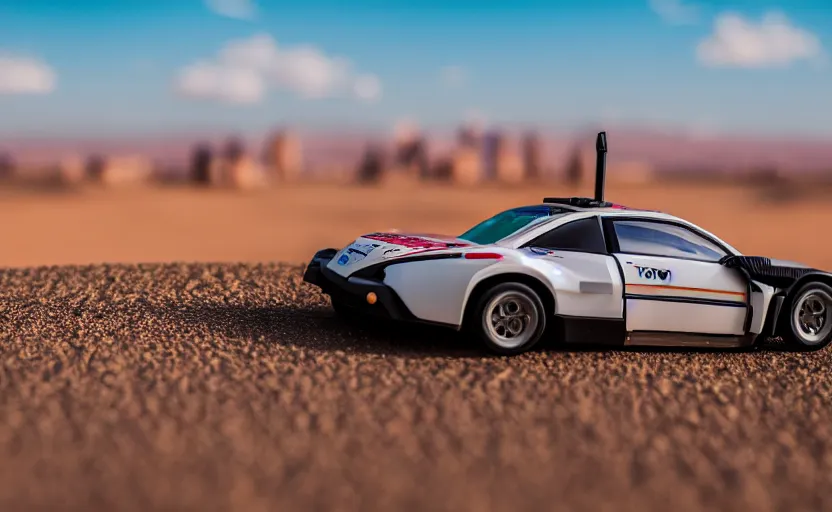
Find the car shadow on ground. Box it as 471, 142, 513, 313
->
171, 302, 797, 358
170, 302, 484, 357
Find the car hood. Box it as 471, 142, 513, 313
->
326, 232, 475, 277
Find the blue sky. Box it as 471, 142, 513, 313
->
0, 0, 830, 138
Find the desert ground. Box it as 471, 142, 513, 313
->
0, 179, 829, 269
0, 181, 831, 511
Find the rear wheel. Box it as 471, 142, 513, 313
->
778, 281, 832, 351
473, 282, 547, 355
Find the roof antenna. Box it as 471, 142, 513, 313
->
594, 131, 607, 202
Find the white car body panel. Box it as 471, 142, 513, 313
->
749, 282, 776, 334
509, 249, 624, 319
383, 257, 502, 326
628, 301, 747, 334
614, 253, 748, 335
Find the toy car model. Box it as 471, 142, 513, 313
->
303, 132, 832, 355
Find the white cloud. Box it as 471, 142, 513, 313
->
353, 74, 382, 101
697, 11, 823, 68
173, 33, 382, 104
440, 65, 467, 88
176, 62, 265, 104
649, 0, 699, 25
0, 55, 56, 95
205, 0, 257, 20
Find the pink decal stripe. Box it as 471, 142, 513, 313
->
465, 252, 503, 260
363, 233, 471, 250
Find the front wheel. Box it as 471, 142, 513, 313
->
473, 282, 547, 355
778, 281, 832, 351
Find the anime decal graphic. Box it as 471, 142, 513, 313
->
336, 233, 473, 266
337, 242, 381, 265
527, 247, 564, 258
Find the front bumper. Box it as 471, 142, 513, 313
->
302, 249, 417, 321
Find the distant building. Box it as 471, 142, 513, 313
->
451, 146, 483, 185
214, 137, 268, 189
431, 157, 454, 181
96, 155, 154, 186
210, 137, 256, 188
86, 154, 106, 182
355, 144, 385, 184
522, 132, 542, 180
391, 120, 429, 181
224, 137, 244, 164
498, 154, 524, 184
482, 130, 523, 183
394, 120, 419, 148
482, 131, 502, 180
190, 143, 213, 185
227, 155, 267, 189
394, 136, 429, 179
457, 124, 482, 149
263, 130, 303, 181
58, 155, 86, 184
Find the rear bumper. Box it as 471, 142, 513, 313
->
302, 248, 418, 321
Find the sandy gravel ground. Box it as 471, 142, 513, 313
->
1, 262, 830, 512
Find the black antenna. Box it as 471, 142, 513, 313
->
594, 131, 607, 202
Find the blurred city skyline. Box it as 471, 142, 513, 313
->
1, 0, 831, 139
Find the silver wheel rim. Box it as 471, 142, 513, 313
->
482, 290, 539, 349
792, 288, 832, 345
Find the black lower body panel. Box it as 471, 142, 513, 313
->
303, 249, 452, 327
625, 331, 754, 348
551, 316, 762, 348
552, 315, 627, 346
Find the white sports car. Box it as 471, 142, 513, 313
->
303, 132, 832, 355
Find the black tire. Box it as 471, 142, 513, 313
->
471, 282, 547, 355
777, 281, 832, 351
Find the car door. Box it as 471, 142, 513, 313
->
602, 217, 749, 336
521, 216, 623, 320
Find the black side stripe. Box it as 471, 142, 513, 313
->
349, 252, 463, 279
625, 294, 747, 308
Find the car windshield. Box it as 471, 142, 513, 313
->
458, 206, 556, 245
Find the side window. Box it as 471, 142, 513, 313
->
612, 220, 727, 262
527, 217, 607, 254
